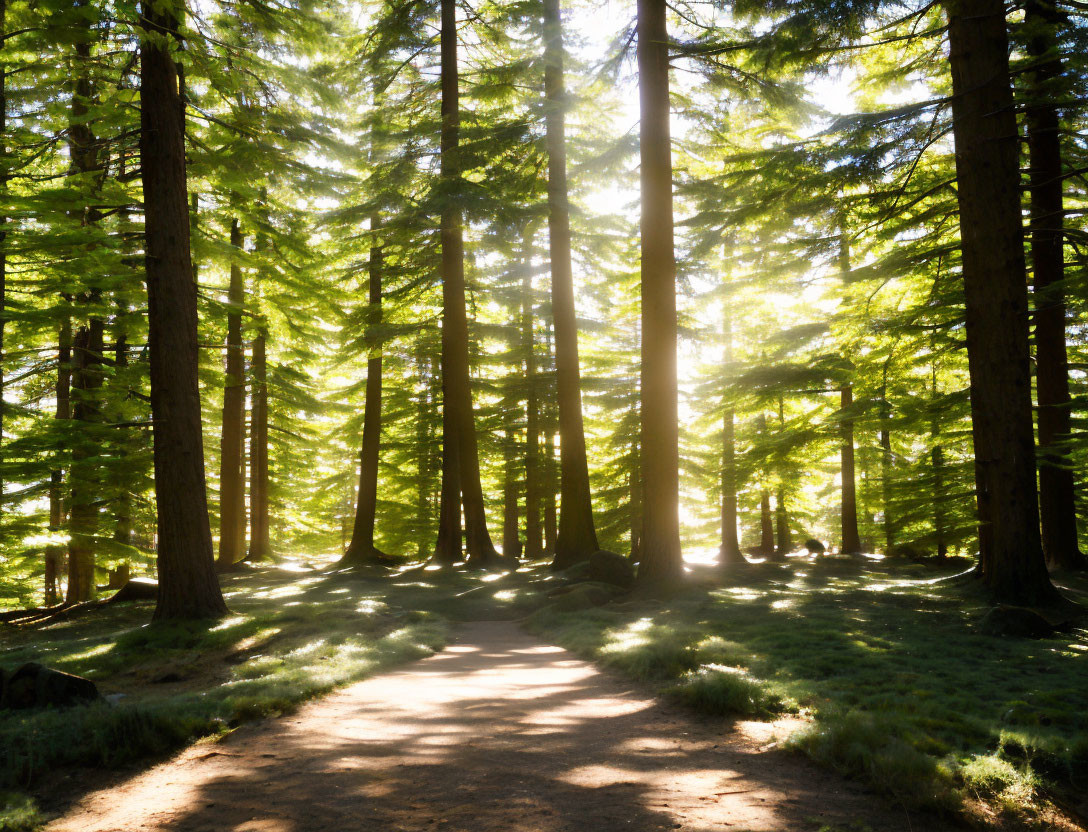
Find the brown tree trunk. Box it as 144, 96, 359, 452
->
629, 437, 642, 562
65, 24, 103, 604
879, 373, 894, 555
542, 324, 558, 556
501, 422, 521, 559
544, 0, 598, 568
113, 318, 133, 553
837, 236, 862, 555
216, 218, 246, 568
544, 423, 558, 556
523, 262, 543, 561
770, 399, 790, 560
1025, 0, 1085, 570
248, 327, 270, 560
46, 319, 71, 605
759, 488, 775, 557
414, 342, 436, 559
840, 386, 862, 555
432, 0, 500, 567
944, 0, 1057, 604
66, 311, 105, 603
636, 0, 682, 586
140, 0, 227, 619
342, 214, 388, 565
774, 487, 791, 559
756, 412, 775, 557
719, 292, 743, 567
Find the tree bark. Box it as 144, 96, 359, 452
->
46, 320, 71, 605
414, 342, 436, 559
774, 486, 791, 559
759, 488, 775, 557
65, 21, 103, 604
66, 310, 104, 603
217, 218, 246, 568
542, 324, 558, 556
342, 213, 388, 565
719, 291, 743, 567
636, 0, 682, 586
931, 355, 948, 560
837, 236, 862, 555
113, 316, 133, 553
432, 0, 501, 567
944, 0, 1057, 604
757, 412, 775, 557
544, 0, 598, 568
140, 1, 227, 619
840, 386, 862, 555
248, 327, 270, 560
523, 260, 543, 560
879, 372, 894, 555
1025, 0, 1085, 570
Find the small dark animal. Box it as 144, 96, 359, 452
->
804, 538, 826, 556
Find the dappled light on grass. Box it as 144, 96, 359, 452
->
46, 622, 933, 832
529, 560, 1088, 825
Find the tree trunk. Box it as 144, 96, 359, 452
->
636, 0, 682, 586
501, 422, 521, 559
542, 324, 558, 556
65, 24, 103, 604
879, 374, 894, 555
248, 327, 270, 560
433, 0, 500, 567
342, 214, 388, 565
414, 343, 435, 559
837, 235, 862, 555
719, 292, 743, 567
944, 0, 1057, 604
629, 437, 642, 562
544, 423, 558, 556
140, 1, 227, 619
66, 311, 105, 603
759, 488, 775, 557
523, 261, 543, 560
840, 386, 862, 555
216, 218, 245, 568
1025, 0, 1085, 570
774, 487, 791, 559
544, 0, 598, 568
46, 320, 71, 605
113, 318, 133, 553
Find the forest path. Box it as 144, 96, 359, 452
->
46, 620, 945, 832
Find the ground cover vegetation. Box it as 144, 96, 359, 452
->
3, 0, 1088, 827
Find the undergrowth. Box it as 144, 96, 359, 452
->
527, 558, 1088, 827
0, 563, 450, 829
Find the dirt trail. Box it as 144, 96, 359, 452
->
46, 621, 948, 832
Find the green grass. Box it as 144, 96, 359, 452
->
0, 562, 455, 829
527, 557, 1088, 826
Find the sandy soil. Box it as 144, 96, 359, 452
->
45, 621, 954, 832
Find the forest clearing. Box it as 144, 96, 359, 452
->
5, 0, 1088, 828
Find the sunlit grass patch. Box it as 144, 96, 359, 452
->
0, 792, 43, 832
668, 665, 790, 717
0, 565, 450, 806
528, 561, 1088, 826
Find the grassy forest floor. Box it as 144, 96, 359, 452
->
1, 555, 1086, 831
